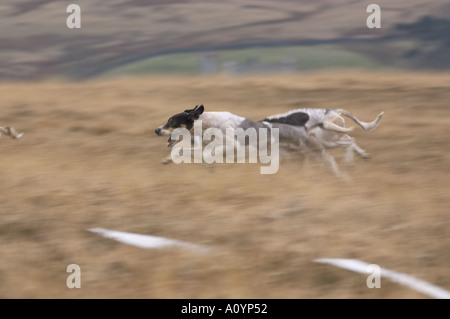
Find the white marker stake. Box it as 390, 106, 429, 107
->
315, 258, 450, 299
87, 228, 211, 254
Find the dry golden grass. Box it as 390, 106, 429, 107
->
0, 72, 449, 298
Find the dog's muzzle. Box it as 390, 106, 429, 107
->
155, 126, 177, 147
155, 126, 171, 136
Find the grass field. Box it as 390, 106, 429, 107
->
103, 45, 381, 76
1, 72, 449, 298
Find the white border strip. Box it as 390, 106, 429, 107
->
315, 258, 450, 299
87, 227, 211, 254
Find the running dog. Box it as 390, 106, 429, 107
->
155, 105, 348, 178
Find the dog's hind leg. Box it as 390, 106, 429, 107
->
321, 113, 354, 133
350, 142, 370, 159
322, 121, 354, 133
337, 109, 384, 131
335, 135, 370, 166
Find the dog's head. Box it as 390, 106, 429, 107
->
155, 105, 204, 147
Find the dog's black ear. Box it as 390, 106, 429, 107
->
190, 104, 204, 120
184, 105, 204, 119
196, 105, 204, 115
184, 105, 199, 114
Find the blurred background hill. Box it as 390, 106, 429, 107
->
1, 0, 450, 80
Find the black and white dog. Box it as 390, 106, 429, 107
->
155, 105, 354, 178
0, 126, 23, 140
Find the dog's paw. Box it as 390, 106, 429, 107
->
360, 152, 371, 159
161, 158, 173, 165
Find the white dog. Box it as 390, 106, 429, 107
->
155, 105, 357, 178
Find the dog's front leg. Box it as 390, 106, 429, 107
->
161, 135, 202, 164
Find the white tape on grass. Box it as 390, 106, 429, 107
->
315, 258, 450, 299
87, 228, 211, 253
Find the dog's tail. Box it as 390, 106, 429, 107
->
337, 109, 384, 131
